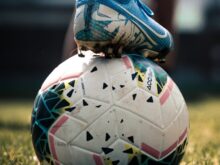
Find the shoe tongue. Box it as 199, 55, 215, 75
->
137, 0, 154, 16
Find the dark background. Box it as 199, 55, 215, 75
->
0, 0, 220, 100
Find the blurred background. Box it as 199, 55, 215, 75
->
0, 0, 220, 164
1, 0, 220, 100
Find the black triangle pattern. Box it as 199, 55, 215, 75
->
55, 99, 70, 109
65, 106, 76, 112
69, 80, 75, 87
120, 85, 125, 88
132, 94, 137, 101
67, 89, 74, 97
103, 83, 108, 89
57, 90, 63, 95
147, 96, 154, 103
123, 148, 133, 154
131, 72, 138, 80
83, 99, 89, 106
86, 131, 93, 141
78, 53, 85, 57
51, 84, 58, 90
112, 160, 120, 165
128, 136, 134, 143
55, 83, 65, 92
105, 133, 111, 141
157, 84, 162, 94
102, 147, 114, 154
138, 75, 143, 82
91, 66, 98, 73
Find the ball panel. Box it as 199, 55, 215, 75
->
61, 79, 84, 107
111, 70, 136, 102
162, 120, 179, 156
48, 115, 69, 164
177, 103, 189, 144
40, 54, 85, 92
114, 107, 142, 148
170, 83, 186, 112
105, 57, 130, 76
71, 109, 118, 154
140, 119, 164, 157
160, 79, 178, 128
49, 135, 71, 165
68, 146, 102, 165
102, 139, 139, 165
117, 88, 163, 128
69, 98, 111, 124
52, 115, 87, 143
82, 63, 112, 103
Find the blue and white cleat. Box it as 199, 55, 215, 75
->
74, 0, 173, 62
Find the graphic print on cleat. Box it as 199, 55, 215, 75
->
74, 0, 173, 60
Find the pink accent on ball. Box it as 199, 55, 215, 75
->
48, 134, 60, 165
93, 154, 104, 165
122, 56, 132, 69
161, 141, 178, 158
141, 127, 188, 159
160, 79, 174, 105
168, 79, 174, 91
179, 128, 188, 143
141, 143, 161, 159
49, 115, 69, 164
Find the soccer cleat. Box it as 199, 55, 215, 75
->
74, 0, 173, 61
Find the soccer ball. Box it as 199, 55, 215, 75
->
31, 51, 189, 165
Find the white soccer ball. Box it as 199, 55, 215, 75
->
31, 51, 189, 165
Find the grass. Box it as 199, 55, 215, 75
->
0, 101, 37, 165
181, 98, 220, 165
0, 98, 220, 165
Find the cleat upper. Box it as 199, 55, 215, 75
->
74, 0, 173, 60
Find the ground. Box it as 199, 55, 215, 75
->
0, 98, 220, 165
